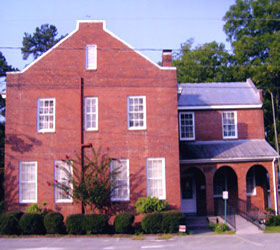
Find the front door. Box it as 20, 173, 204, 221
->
181, 174, 197, 214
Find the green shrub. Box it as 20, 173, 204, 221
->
26, 203, 43, 215
19, 213, 45, 235
66, 214, 85, 234
265, 215, 280, 226
161, 211, 186, 233
0, 211, 24, 235
82, 214, 108, 234
142, 212, 163, 234
114, 213, 135, 234
0, 201, 4, 214
44, 212, 65, 234
135, 197, 168, 214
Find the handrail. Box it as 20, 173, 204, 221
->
216, 198, 236, 229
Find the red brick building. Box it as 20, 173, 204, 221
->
178, 80, 279, 216
4, 21, 278, 220
4, 21, 181, 217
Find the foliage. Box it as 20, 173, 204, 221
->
265, 215, 280, 226
19, 213, 45, 235
141, 212, 163, 234
65, 214, 85, 235
114, 212, 135, 234
135, 197, 168, 214
82, 214, 109, 234
26, 203, 44, 215
209, 222, 228, 233
161, 211, 186, 233
21, 24, 66, 60
0, 51, 17, 76
173, 40, 236, 83
50, 146, 118, 214
223, 0, 280, 148
44, 212, 65, 234
0, 211, 23, 235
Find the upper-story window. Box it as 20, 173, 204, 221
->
19, 161, 37, 203
222, 111, 237, 139
86, 45, 97, 70
111, 159, 130, 201
84, 97, 98, 131
179, 112, 195, 140
127, 96, 146, 130
37, 98, 55, 132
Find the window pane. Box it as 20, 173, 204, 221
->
223, 111, 237, 138
84, 97, 98, 130
128, 96, 146, 129
55, 161, 72, 202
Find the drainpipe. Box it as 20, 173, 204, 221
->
272, 157, 278, 215
81, 77, 85, 214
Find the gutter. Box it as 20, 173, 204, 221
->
180, 156, 277, 164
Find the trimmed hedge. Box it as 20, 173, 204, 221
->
0, 211, 24, 235
135, 197, 168, 214
142, 211, 186, 234
142, 212, 163, 234
161, 210, 186, 233
83, 214, 108, 234
114, 213, 135, 234
19, 213, 45, 235
44, 212, 65, 234
66, 214, 85, 234
265, 215, 280, 226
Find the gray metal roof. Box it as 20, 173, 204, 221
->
180, 139, 278, 163
178, 79, 262, 107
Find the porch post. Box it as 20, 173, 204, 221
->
205, 171, 214, 215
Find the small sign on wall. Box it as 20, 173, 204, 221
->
223, 191, 228, 200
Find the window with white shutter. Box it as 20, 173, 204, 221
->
54, 161, 72, 202
146, 158, 166, 199
19, 161, 37, 203
86, 45, 97, 70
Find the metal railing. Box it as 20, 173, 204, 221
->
216, 198, 236, 229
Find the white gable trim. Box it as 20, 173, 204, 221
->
8, 20, 175, 75
178, 104, 263, 110
98, 21, 176, 71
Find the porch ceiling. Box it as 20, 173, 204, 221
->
180, 139, 278, 163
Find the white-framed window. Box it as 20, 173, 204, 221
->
127, 96, 146, 130
146, 158, 166, 200
54, 160, 73, 203
111, 159, 130, 201
179, 112, 195, 140
37, 98, 55, 132
222, 111, 237, 139
246, 168, 256, 196
86, 44, 97, 70
19, 161, 37, 203
84, 97, 98, 131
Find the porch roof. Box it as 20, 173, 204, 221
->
180, 139, 278, 163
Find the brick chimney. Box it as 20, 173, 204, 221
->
162, 49, 172, 67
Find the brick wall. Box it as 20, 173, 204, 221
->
5, 21, 181, 218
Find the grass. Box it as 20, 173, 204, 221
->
265, 226, 280, 233
131, 234, 145, 240
156, 234, 173, 240
209, 222, 235, 234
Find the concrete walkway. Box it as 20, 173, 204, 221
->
235, 215, 263, 234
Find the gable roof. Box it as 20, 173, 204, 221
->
8, 20, 175, 75
178, 79, 262, 109
180, 139, 278, 163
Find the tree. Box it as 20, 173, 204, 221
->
172, 39, 237, 83
21, 24, 66, 60
0, 52, 16, 77
49, 147, 119, 214
223, 0, 280, 147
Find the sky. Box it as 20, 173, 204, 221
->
1, 0, 236, 71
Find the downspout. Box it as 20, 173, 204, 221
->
81, 77, 85, 214
272, 157, 278, 215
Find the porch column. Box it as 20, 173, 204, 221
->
269, 160, 277, 213
204, 170, 214, 215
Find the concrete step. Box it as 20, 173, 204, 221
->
185, 215, 212, 234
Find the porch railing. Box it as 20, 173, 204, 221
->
237, 198, 266, 229
216, 199, 236, 229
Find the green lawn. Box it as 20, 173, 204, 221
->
265, 226, 280, 233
